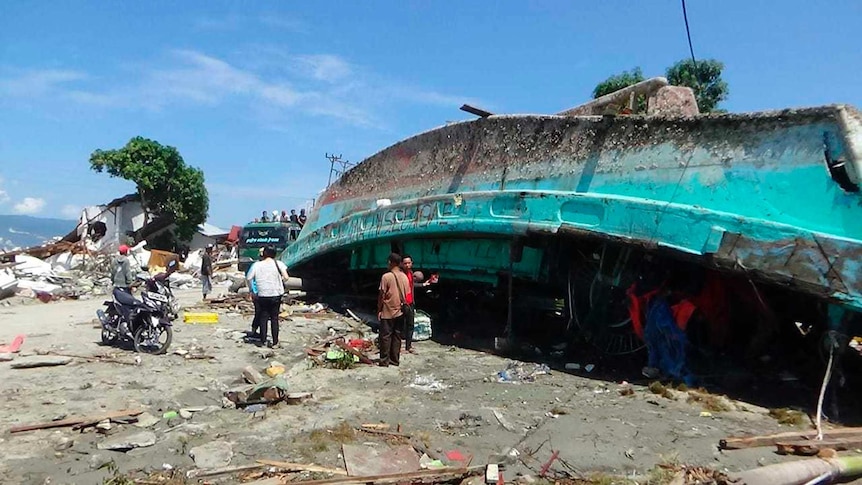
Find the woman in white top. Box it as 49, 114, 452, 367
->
246, 246, 289, 348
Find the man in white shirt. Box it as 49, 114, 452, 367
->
246, 246, 289, 348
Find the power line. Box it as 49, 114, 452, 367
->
681, 0, 697, 65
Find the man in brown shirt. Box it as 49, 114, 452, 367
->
377, 253, 410, 367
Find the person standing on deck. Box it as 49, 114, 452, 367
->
298, 209, 308, 228
377, 253, 409, 366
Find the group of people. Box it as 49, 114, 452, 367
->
244, 245, 290, 348
376, 252, 438, 367
255, 209, 308, 226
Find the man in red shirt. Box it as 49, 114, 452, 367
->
401, 255, 438, 354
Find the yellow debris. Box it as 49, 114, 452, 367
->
183, 312, 219, 324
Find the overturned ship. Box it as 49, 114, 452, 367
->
285, 79, 862, 354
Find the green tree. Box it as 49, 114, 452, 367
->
90, 136, 209, 241
665, 58, 728, 113
592, 67, 645, 99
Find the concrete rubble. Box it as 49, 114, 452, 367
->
0, 241, 224, 304
96, 430, 157, 451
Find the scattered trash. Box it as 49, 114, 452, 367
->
325, 348, 359, 369
584, 364, 595, 373
497, 362, 550, 383
243, 404, 267, 414
486, 464, 500, 484
700, 411, 713, 418
407, 375, 449, 392
413, 310, 433, 341
0, 334, 25, 353
162, 411, 179, 420
286, 392, 313, 405
342, 443, 420, 477
419, 453, 447, 469
492, 409, 519, 433
265, 361, 286, 377
184, 312, 219, 324
565, 363, 580, 370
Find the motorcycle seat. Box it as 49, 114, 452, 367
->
113, 288, 143, 307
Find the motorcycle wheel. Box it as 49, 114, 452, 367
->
133, 324, 173, 354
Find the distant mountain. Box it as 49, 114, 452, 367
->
0, 215, 77, 251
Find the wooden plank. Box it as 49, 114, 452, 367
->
256, 459, 348, 475
720, 427, 862, 450
286, 466, 483, 485
776, 437, 862, 456
357, 427, 412, 439
10, 408, 144, 434
361, 424, 391, 430
187, 463, 265, 478
244, 478, 283, 485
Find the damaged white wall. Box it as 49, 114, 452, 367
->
76, 197, 149, 254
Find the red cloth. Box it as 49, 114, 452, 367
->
671, 300, 697, 331
628, 284, 660, 340
405, 270, 415, 304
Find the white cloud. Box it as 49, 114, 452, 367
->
0, 68, 87, 98
13, 197, 46, 215
61, 204, 80, 219
0, 48, 479, 128
295, 55, 352, 83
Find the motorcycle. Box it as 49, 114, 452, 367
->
97, 283, 174, 354
143, 270, 180, 319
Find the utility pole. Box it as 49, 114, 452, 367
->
325, 153, 354, 187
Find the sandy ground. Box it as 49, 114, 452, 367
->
0, 289, 814, 484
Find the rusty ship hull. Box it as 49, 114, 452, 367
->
285, 105, 862, 314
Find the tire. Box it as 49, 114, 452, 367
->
133, 324, 173, 355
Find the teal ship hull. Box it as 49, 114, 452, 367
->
285, 106, 862, 312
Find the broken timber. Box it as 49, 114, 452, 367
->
10, 409, 144, 434
720, 427, 862, 450
257, 459, 348, 475
273, 466, 484, 485
776, 437, 862, 456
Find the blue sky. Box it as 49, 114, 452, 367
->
1, 1, 860, 228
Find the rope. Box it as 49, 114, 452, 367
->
815, 343, 835, 440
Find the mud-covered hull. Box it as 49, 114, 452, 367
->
285, 106, 862, 309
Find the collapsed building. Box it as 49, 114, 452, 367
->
0, 193, 237, 302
